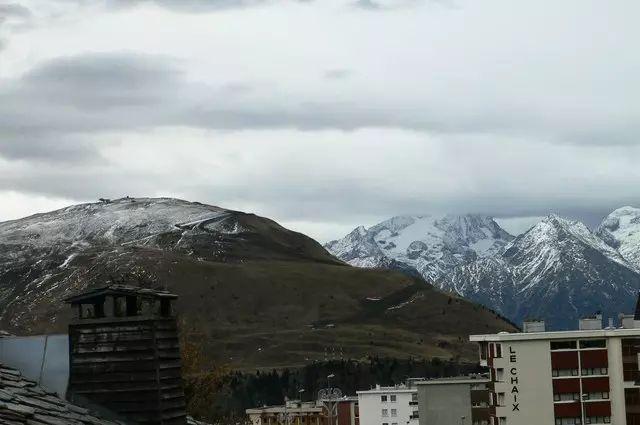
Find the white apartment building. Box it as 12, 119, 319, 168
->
357, 384, 419, 425
470, 315, 640, 425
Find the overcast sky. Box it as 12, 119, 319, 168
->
1, 0, 639, 241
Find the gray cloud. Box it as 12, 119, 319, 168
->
1, 1, 640, 242
323, 69, 352, 80
100, 0, 313, 13
0, 4, 32, 19
2, 48, 640, 164
0, 3, 32, 51
352, 0, 381, 10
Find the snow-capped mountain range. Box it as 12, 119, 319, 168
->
326, 208, 640, 329
324, 215, 513, 282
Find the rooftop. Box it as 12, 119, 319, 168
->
356, 384, 418, 394
0, 362, 124, 424
416, 375, 490, 385
65, 284, 178, 304
470, 326, 640, 342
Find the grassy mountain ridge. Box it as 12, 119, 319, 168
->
0, 197, 516, 368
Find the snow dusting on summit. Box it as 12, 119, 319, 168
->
0, 197, 235, 248
597, 206, 640, 270
325, 214, 513, 282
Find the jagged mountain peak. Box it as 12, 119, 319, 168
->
325, 213, 514, 282
505, 213, 629, 269
596, 205, 640, 269
440, 213, 640, 329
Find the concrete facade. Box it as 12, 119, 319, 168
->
357, 385, 419, 425
471, 326, 640, 425
417, 377, 490, 425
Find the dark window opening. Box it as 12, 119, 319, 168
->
551, 340, 577, 350
580, 339, 606, 349
126, 295, 138, 316
161, 299, 171, 317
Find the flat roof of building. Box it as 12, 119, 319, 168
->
246, 406, 323, 414
65, 284, 178, 303
416, 376, 490, 385
470, 327, 640, 342
356, 387, 417, 395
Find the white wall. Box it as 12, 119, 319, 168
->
608, 337, 627, 425
492, 340, 555, 425
357, 390, 418, 425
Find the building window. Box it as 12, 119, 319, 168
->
412, 411, 419, 419
585, 417, 610, 424
555, 418, 582, 425
554, 392, 580, 401
497, 392, 505, 406
496, 368, 505, 381
498, 417, 506, 425
582, 367, 608, 376
551, 340, 577, 350
582, 392, 609, 400
391, 409, 397, 417
552, 368, 579, 377
390, 395, 396, 403
382, 409, 388, 417
495, 343, 502, 358
579, 339, 606, 349
381, 395, 387, 403
411, 393, 418, 402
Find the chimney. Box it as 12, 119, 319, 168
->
579, 313, 603, 330
522, 320, 545, 333
66, 285, 187, 425
619, 314, 637, 329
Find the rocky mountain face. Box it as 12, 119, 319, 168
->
328, 211, 640, 330
596, 206, 640, 270
441, 215, 640, 329
325, 214, 514, 282
0, 197, 516, 368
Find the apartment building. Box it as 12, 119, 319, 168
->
470, 314, 640, 425
246, 398, 359, 425
357, 384, 419, 425
416, 375, 491, 425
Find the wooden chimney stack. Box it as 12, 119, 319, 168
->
66, 285, 187, 425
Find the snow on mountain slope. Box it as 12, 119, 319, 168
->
0, 197, 340, 330
0, 197, 230, 248
596, 206, 640, 270
325, 214, 514, 282
440, 215, 640, 329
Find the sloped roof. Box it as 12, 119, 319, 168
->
0, 362, 125, 424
